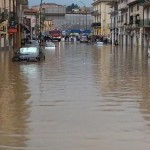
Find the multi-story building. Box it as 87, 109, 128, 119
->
63, 10, 93, 32
107, 0, 149, 47
0, 0, 28, 50
0, 0, 11, 49
138, 0, 150, 48
31, 3, 93, 32
107, 0, 119, 45
125, 0, 143, 47
92, 0, 113, 37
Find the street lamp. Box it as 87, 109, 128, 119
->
39, 0, 43, 47
77, 0, 87, 32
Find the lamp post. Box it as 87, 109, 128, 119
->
39, 0, 43, 47
77, 0, 87, 32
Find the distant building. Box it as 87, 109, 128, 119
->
31, 3, 93, 32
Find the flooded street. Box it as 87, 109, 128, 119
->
1, 42, 150, 150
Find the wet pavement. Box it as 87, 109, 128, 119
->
0, 42, 150, 150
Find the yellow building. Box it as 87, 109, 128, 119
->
0, 0, 28, 50
44, 20, 54, 31
92, 0, 112, 37
0, 0, 11, 49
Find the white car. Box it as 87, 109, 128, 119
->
80, 35, 89, 43
45, 42, 56, 50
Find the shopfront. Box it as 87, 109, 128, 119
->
0, 22, 8, 50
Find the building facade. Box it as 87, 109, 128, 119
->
92, 0, 113, 37
31, 3, 93, 32
0, 0, 28, 50
107, 0, 149, 47
138, 0, 150, 48
0, 0, 12, 49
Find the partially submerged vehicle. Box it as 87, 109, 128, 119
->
12, 46, 45, 62
45, 42, 56, 50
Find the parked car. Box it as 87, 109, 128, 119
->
12, 46, 45, 62
45, 42, 56, 50
80, 34, 89, 43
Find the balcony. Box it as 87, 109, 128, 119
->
138, 0, 150, 6
93, 0, 118, 6
108, 7, 118, 14
118, 2, 128, 11
123, 19, 150, 30
118, 22, 126, 28
16, 0, 28, 5
91, 22, 101, 27
91, 10, 101, 16
140, 19, 150, 27
127, 0, 137, 5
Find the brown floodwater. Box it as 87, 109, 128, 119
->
0, 42, 150, 150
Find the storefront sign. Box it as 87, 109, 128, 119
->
8, 28, 17, 33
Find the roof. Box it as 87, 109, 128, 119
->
24, 8, 38, 13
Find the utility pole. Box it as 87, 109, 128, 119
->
39, 0, 43, 47
77, 0, 87, 32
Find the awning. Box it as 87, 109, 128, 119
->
91, 22, 101, 27
8, 28, 17, 33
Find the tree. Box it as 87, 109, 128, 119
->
66, 3, 80, 12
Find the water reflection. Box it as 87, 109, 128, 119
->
0, 50, 31, 149
93, 45, 150, 126
1, 43, 150, 149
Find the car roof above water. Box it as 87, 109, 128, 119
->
19, 47, 39, 54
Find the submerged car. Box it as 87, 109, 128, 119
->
12, 46, 45, 62
80, 35, 89, 43
45, 42, 56, 50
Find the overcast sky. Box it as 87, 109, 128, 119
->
29, 0, 92, 7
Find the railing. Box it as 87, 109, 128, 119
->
138, 0, 150, 5
138, 19, 150, 27
123, 19, 150, 30
91, 10, 101, 16
118, 2, 128, 10
127, 0, 137, 4
91, 22, 101, 27
108, 8, 118, 14
143, 19, 150, 26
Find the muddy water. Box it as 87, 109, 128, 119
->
0, 43, 150, 150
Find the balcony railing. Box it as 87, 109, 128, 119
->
91, 10, 101, 16
123, 19, 150, 30
91, 22, 101, 27
118, 2, 128, 10
127, 0, 137, 5
108, 7, 118, 14
138, 0, 150, 6
141, 19, 150, 27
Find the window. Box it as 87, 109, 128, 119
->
137, 5, 139, 11
121, 15, 124, 22
130, 6, 133, 12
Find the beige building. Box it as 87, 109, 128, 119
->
0, 0, 28, 50
0, 0, 12, 49
92, 0, 113, 37
139, 0, 150, 48
107, 0, 149, 47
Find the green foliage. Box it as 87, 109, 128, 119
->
66, 3, 80, 12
